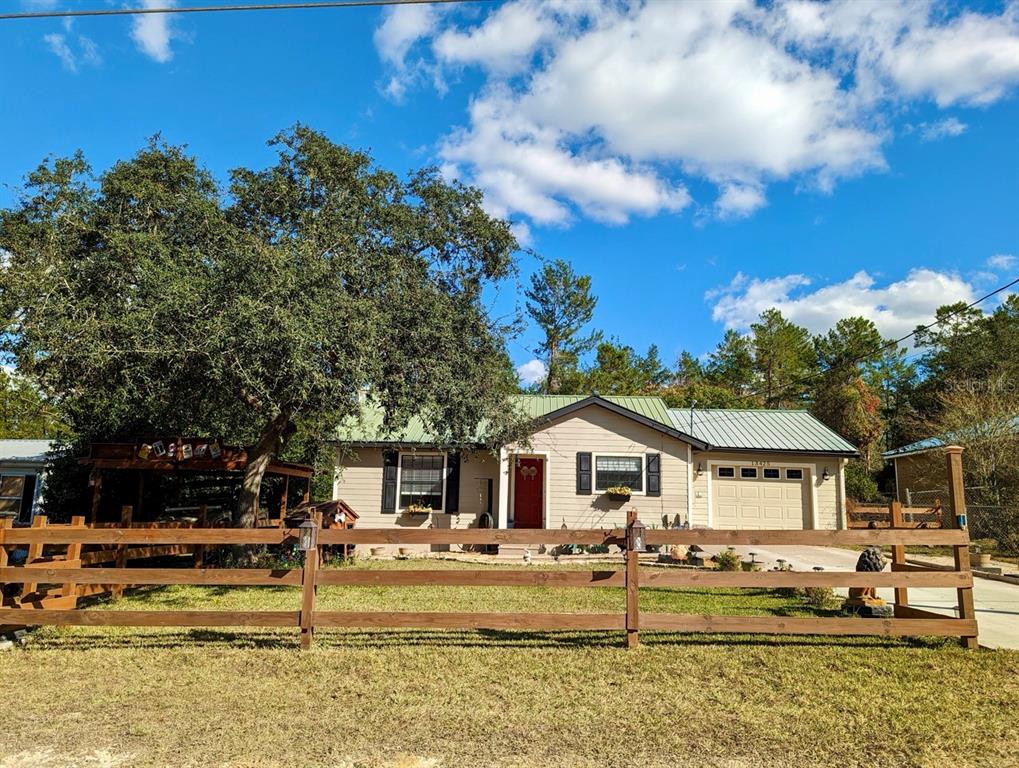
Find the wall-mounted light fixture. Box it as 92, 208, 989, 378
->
822, 467, 831, 481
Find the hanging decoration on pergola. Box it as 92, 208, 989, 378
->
79, 438, 314, 528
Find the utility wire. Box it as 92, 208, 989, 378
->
0, 0, 480, 22
709, 273, 1019, 409
827, 274, 1019, 372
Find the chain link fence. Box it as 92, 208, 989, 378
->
907, 488, 1019, 557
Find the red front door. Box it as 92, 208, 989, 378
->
513, 457, 544, 529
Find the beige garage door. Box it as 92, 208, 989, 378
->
713, 466, 810, 530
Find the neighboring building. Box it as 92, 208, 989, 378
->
0, 439, 53, 524
332, 395, 857, 544
883, 414, 1019, 506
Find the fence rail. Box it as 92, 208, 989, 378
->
0, 510, 978, 650
847, 500, 944, 529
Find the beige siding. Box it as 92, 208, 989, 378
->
690, 451, 846, 530
333, 447, 499, 532
509, 405, 691, 529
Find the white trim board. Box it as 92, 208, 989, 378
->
591, 452, 647, 497
395, 450, 447, 513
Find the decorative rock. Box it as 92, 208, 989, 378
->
0, 640, 14, 652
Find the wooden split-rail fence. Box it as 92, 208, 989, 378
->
0, 509, 978, 650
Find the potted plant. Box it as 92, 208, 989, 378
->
405, 503, 432, 517
606, 486, 631, 501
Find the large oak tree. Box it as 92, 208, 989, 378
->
0, 127, 529, 525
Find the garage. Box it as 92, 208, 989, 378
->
713, 465, 811, 530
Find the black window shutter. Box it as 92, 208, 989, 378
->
577, 452, 592, 495
445, 452, 461, 512
646, 453, 661, 497
382, 450, 398, 513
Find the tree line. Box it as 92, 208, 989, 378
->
524, 259, 1019, 501
1, 131, 1016, 518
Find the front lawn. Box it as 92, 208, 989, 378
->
1, 559, 1016, 768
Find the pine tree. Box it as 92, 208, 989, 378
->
524, 259, 601, 393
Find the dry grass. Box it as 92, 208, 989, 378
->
1, 558, 1017, 768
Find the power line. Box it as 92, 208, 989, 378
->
834, 274, 1019, 372
0, 0, 479, 22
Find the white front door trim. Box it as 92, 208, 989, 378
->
507, 451, 551, 529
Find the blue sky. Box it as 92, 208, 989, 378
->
2, 0, 1018, 385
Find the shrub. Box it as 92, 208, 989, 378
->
801, 586, 839, 609
845, 459, 880, 503
714, 549, 742, 571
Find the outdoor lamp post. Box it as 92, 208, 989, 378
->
627, 517, 647, 553
298, 517, 318, 551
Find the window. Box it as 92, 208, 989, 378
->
0, 475, 25, 517
595, 456, 643, 492
763, 468, 780, 479
785, 468, 803, 480
399, 454, 444, 510
740, 467, 758, 479
717, 466, 735, 478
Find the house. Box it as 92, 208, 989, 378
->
0, 439, 53, 524
332, 395, 857, 545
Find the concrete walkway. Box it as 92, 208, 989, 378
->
697, 544, 1019, 650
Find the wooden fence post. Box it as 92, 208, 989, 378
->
194, 504, 208, 569
0, 518, 9, 601
625, 509, 639, 649
945, 446, 978, 649
23, 515, 47, 598
60, 516, 85, 601
299, 509, 321, 650
113, 505, 133, 599
889, 501, 909, 609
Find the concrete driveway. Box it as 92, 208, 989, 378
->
696, 544, 1019, 650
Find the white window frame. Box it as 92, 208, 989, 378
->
740, 467, 759, 479
762, 468, 782, 480
0, 473, 28, 521
716, 466, 736, 478
395, 451, 446, 513
592, 453, 646, 496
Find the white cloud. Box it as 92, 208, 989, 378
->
43, 33, 76, 71
716, 183, 767, 219
374, 0, 1019, 229
880, 7, 1019, 107
43, 31, 100, 72
132, 0, 176, 63
441, 90, 690, 226
374, 3, 439, 99
435, 0, 551, 75
708, 268, 977, 341
516, 358, 547, 386
988, 253, 1017, 271
917, 117, 968, 141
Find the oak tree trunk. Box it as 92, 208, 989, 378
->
233, 410, 292, 528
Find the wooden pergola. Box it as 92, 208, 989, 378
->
80, 438, 313, 528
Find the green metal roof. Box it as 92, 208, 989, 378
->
337, 395, 858, 456
882, 413, 1019, 459
669, 408, 858, 455
335, 395, 679, 445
